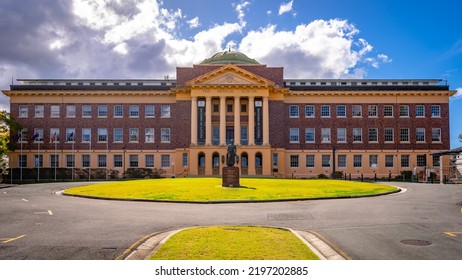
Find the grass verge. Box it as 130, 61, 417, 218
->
150, 226, 320, 260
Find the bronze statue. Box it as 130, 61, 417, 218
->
226, 140, 238, 167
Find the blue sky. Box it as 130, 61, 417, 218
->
0, 0, 461, 147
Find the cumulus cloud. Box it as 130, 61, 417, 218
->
278, 0, 294, 15
234, 1, 251, 26
451, 88, 462, 100
187, 16, 200, 29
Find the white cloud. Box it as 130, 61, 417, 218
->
234, 1, 250, 25
187, 16, 200, 29
266, 10, 272, 16
278, 0, 294, 15
451, 88, 462, 100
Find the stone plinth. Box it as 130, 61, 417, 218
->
222, 166, 240, 187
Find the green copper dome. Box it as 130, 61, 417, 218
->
200, 50, 260, 65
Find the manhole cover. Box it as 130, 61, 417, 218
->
400, 239, 432, 246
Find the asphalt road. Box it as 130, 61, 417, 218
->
0, 181, 461, 260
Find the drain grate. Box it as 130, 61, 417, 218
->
400, 239, 432, 246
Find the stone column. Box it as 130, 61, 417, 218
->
191, 97, 197, 145
248, 97, 255, 145
219, 97, 226, 146
263, 97, 269, 145
205, 97, 212, 145
234, 97, 241, 145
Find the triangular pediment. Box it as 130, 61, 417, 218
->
186, 64, 274, 87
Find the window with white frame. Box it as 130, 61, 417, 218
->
19, 155, 27, 167
290, 155, 299, 168
161, 105, 170, 118
50, 155, 59, 168
82, 105, 92, 117
401, 155, 410, 167
129, 155, 138, 168
145, 155, 154, 168
161, 155, 170, 168
321, 128, 331, 142
352, 105, 362, 117
161, 128, 171, 143
399, 105, 409, 117
114, 128, 123, 142
368, 128, 378, 142
50, 105, 60, 117
384, 105, 393, 117
353, 155, 362, 167
432, 155, 440, 167
97, 128, 108, 142
82, 155, 90, 168
336, 105, 346, 117
368, 105, 378, 117
50, 128, 59, 143
129, 105, 139, 117
19, 105, 28, 117
417, 155, 427, 167
416, 128, 425, 142
98, 105, 107, 117
113, 155, 123, 168
145, 105, 155, 117
289, 105, 299, 117
322, 155, 330, 167
385, 155, 394, 167
305, 128, 315, 143
338, 155, 347, 168
183, 153, 188, 167
65, 128, 75, 142
114, 105, 123, 117
431, 105, 440, 117
98, 155, 107, 168
432, 128, 441, 142
384, 128, 394, 142
321, 105, 330, 117
66, 155, 75, 168
289, 128, 299, 143
353, 128, 362, 142
400, 128, 410, 142
145, 128, 155, 143
306, 155, 315, 167
35, 105, 44, 118
415, 105, 425, 117
82, 128, 91, 142
33, 128, 44, 142
369, 155, 378, 168
305, 105, 315, 117
337, 128, 346, 143
20, 128, 28, 142
129, 128, 139, 142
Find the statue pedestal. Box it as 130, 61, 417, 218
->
222, 166, 240, 187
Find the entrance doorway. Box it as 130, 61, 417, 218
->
198, 153, 205, 175
255, 153, 262, 175
212, 152, 220, 175
241, 152, 248, 175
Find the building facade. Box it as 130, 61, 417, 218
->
2, 51, 456, 180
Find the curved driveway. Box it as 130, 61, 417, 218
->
0, 181, 461, 259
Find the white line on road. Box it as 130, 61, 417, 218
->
34, 210, 53, 216
22, 198, 29, 202
48, 210, 53, 216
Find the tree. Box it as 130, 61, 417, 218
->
0, 111, 22, 169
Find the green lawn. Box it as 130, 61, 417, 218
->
150, 226, 320, 260
64, 178, 397, 202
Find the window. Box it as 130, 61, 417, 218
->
337, 128, 346, 143
161, 128, 171, 143
183, 153, 188, 167
432, 155, 440, 167
353, 155, 362, 167
289, 128, 299, 143
384, 128, 394, 142
66, 105, 76, 117
82, 155, 90, 168
50, 128, 59, 143
98, 155, 107, 168
98, 105, 107, 117
241, 104, 247, 113
368, 105, 378, 117
399, 105, 409, 117
97, 128, 107, 142
400, 128, 410, 142
336, 105, 346, 117
401, 155, 410, 168
227, 104, 233, 113
50, 155, 59, 168
432, 128, 441, 142
305, 128, 315, 143
289, 105, 299, 117
145, 105, 155, 117
384, 105, 393, 117
385, 155, 394, 167
353, 128, 362, 142
416, 128, 425, 142
114, 155, 123, 168
290, 155, 299, 168
145, 128, 155, 143
352, 105, 362, 117
321, 105, 330, 117
35, 105, 44, 117
416, 105, 425, 117
305, 105, 315, 117
82, 128, 91, 142
66, 128, 75, 142
338, 155, 346, 168
322, 155, 330, 167
114, 105, 123, 117
240, 126, 248, 145
212, 126, 219, 145
32, 128, 44, 142
66, 155, 75, 168
417, 155, 427, 167
129, 155, 138, 168
19, 155, 27, 167
306, 155, 315, 167
161, 155, 170, 168
145, 155, 154, 168
129, 105, 139, 117
368, 128, 378, 142
34, 155, 43, 168
129, 128, 139, 142
114, 128, 123, 142
82, 105, 92, 117
161, 105, 170, 118
19, 128, 28, 142
213, 104, 219, 113
50, 105, 60, 117
321, 128, 331, 142
19, 105, 28, 117
431, 105, 440, 117
369, 155, 378, 168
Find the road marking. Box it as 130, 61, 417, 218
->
1, 235, 26, 244
22, 198, 29, 202
48, 210, 53, 216
444, 232, 462, 237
